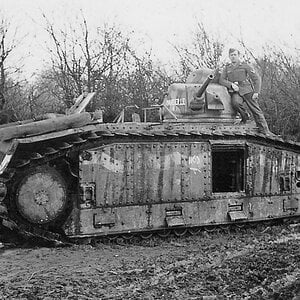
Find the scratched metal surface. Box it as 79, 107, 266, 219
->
79, 142, 211, 207
247, 143, 297, 196
66, 138, 300, 236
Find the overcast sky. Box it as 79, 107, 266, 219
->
1, 0, 300, 78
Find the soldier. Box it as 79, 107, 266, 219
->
219, 48, 272, 136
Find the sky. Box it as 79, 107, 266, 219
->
1, 0, 300, 79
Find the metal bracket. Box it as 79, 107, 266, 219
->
228, 203, 248, 221
66, 92, 96, 115
165, 207, 185, 227
146, 205, 153, 228
80, 183, 96, 209
228, 211, 247, 221
283, 197, 299, 212
93, 213, 115, 229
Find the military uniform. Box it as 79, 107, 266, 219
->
219, 62, 270, 134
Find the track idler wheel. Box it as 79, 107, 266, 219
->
14, 166, 68, 225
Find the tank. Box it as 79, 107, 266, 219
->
0, 69, 299, 243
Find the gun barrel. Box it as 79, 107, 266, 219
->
195, 74, 214, 98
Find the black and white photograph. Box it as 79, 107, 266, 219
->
0, 0, 299, 299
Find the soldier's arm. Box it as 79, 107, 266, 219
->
219, 66, 232, 89
246, 64, 261, 93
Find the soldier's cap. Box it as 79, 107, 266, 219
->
229, 48, 240, 55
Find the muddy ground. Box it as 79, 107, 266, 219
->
0, 224, 299, 300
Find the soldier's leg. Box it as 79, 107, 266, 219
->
231, 93, 249, 123
242, 93, 270, 134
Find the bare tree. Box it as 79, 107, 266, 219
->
40, 14, 173, 121
174, 22, 224, 80
0, 16, 18, 110
43, 14, 133, 109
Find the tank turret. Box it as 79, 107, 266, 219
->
162, 68, 239, 123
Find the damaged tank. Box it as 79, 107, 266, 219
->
0, 68, 299, 243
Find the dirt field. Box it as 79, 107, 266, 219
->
0, 225, 299, 300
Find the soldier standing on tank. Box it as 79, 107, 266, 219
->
219, 48, 272, 136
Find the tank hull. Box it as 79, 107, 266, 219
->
0, 121, 299, 241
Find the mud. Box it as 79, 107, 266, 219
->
0, 225, 299, 299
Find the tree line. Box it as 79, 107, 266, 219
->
1, 15, 299, 140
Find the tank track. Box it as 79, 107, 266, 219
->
87, 218, 300, 248
1, 215, 299, 249
0, 125, 299, 246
